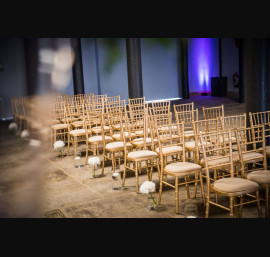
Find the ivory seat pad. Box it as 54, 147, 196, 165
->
132, 137, 158, 145
159, 125, 178, 131
88, 135, 113, 142
70, 129, 91, 135
61, 117, 79, 122
165, 162, 202, 173
239, 152, 264, 162
155, 146, 183, 154
259, 146, 270, 157
105, 141, 132, 149
72, 120, 84, 126
128, 150, 158, 159
52, 123, 68, 129
185, 141, 210, 150
200, 152, 239, 167
112, 132, 136, 139
51, 119, 61, 125
134, 129, 151, 136
247, 170, 270, 184
213, 177, 259, 193
91, 126, 110, 132
184, 130, 194, 138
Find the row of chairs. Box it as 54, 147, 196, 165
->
11, 93, 270, 217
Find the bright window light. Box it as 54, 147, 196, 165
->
145, 97, 182, 103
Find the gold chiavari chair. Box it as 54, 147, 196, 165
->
50, 99, 68, 146
249, 110, 270, 166
66, 102, 92, 156
156, 122, 205, 214
106, 99, 127, 134
121, 114, 159, 193
202, 104, 224, 120
234, 125, 270, 217
101, 112, 133, 174
219, 113, 246, 151
11, 96, 27, 132
84, 109, 113, 164
199, 129, 262, 218
129, 109, 157, 150
175, 109, 199, 141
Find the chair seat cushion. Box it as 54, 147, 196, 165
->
91, 125, 110, 133
127, 150, 158, 159
70, 129, 91, 135
247, 170, 270, 185
88, 135, 113, 142
112, 132, 136, 139
51, 119, 61, 125
71, 120, 84, 126
259, 146, 270, 157
200, 152, 239, 167
266, 146, 270, 157
164, 162, 202, 174
184, 130, 194, 139
52, 123, 68, 129
105, 141, 132, 149
184, 141, 210, 150
242, 152, 263, 162
213, 177, 259, 193
132, 137, 158, 146
155, 146, 183, 154
134, 129, 151, 136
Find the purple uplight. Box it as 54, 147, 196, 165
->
188, 38, 218, 93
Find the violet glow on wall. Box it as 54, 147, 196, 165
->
188, 38, 219, 93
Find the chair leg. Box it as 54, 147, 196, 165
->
256, 190, 263, 218
229, 197, 234, 218
205, 196, 210, 218
122, 162, 126, 187
265, 187, 269, 218
199, 171, 206, 206
175, 176, 179, 214
135, 161, 139, 193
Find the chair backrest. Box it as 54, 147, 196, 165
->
202, 105, 224, 120
151, 100, 170, 110
249, 110, 270, 145
234, 124, 267, 177
220, 113, 246, 137
173, 102, 194, 113
175, 109, 198, 123
155, 122, 185, 163
200, 129, 234, 179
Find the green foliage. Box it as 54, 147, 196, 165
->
99, 38, 174, 73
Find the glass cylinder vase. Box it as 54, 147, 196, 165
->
74, 155, 84, 168
112, 172, 122, 190
147, 194, 158, 210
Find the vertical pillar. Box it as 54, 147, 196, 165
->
178, 38, 189, 99
23, 38, 39, 96
245, 38, 270, 127
126, 38, 143, 99
70, 38, 85, 95
238, 38, 245, 103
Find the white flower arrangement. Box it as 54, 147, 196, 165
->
54, 140, 65, 150
140, 181, 156, 194
21, 129, 30, 138
54, 140, 65, 157
140, 181, 157, 207
9, 122, 17, 131
88, 156, 101, 166
88, 157, 101, 178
